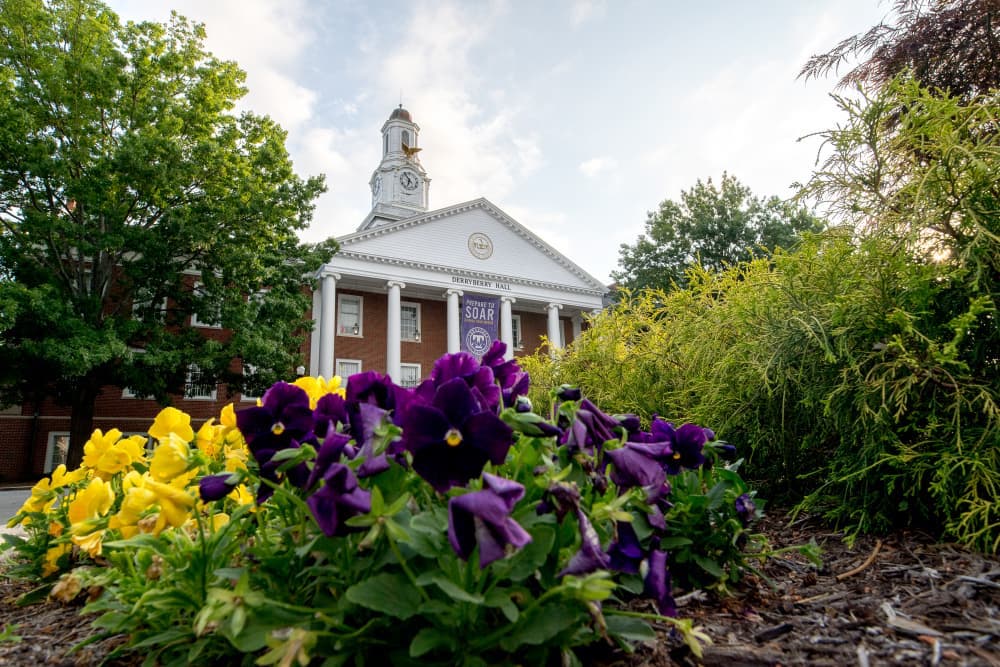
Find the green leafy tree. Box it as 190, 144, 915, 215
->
613, 173, 824, 291
0, 0, 334, 468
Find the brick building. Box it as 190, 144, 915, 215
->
0, 106, 607, 481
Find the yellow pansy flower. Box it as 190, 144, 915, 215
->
9, 464, 89, 525
42, 542, 72, 577
220, 403, 237, 429
195, 418, 223, 458
82, 430, 147, 479
148, 407, 195, 443
67, 478, 114, 527
228, 484, 255, 506
67, 478, 114, 557
292, 375, 346, 409
149, 432, 191, 482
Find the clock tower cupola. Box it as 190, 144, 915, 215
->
359, 105, 431, 230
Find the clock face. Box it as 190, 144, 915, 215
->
399, 170, 419, 191
372, 174, 382, 198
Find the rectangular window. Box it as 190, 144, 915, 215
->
511, 314, 523, 350
45, 432, 70, 473
122, 348, 148, 398
400, 363, 421, 388
132, 290, 167, 323
336, 359, 362, 381
185, 363, 217, 400
242, 363, 261, 402
337, 294, 363, 336
190, 281, 222, 329
401, 301, 421, 341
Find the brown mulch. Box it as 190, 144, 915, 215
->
1, 513, 998, 666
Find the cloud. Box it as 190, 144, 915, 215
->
569, 0, 606, 27
578, 156, 618, 179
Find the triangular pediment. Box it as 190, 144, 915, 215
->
331, 198, 606, 293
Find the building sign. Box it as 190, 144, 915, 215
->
461, 293, 500, 359
451, 276, 511, 291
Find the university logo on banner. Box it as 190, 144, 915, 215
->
461, 293, 500, 359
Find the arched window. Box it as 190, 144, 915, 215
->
401, 130, 410, 148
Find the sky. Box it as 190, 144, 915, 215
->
106, 0, 890, 285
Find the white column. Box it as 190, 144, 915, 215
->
309, 288, 321, 376
318, 270, 340, 379
547, 302, 563, 356
571, 313, 582, 342
500, 296, 516, 360
386, 281, 405, 382
446, 289, 463, 353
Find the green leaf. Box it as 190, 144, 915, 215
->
428, 575, 483, 604
409, 627, 455, 657
605, 615, 657, 643
484, 588, 519, 623
345, 573, 421, 619
498, 602, 581, 651
693, 554, 725, 579
658, 536, 693, 549
506, 525, 555, 581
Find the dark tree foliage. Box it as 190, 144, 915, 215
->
800, 0, 1000, 100
613, 174, 824, 292
0, 0, 334, 469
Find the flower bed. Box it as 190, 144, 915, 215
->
4, 342, 775, 665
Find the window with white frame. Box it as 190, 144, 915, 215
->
336, 359, 362, 381
337, 294, 363, 336
122, 348, 148, 398
401, 301, 421, 341
190, 281, 222, 329
185, 363, 217, 400
45, 432, 70, 473
241, 363, 261, 402
511, 314, 523, 350
132, 290, 167, 323
399, 363, 421, 388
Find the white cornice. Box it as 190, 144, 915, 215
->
337, 198, 608, 293
331, 249, 604, 297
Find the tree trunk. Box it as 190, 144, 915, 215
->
66, 377, 100, 470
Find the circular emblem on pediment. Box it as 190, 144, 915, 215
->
468, 232, 493, 260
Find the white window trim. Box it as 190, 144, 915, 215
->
45, 432, 70, 473
401, 301, 421, 342
132, 294, 167, 323
337, 294, 364, 337
190, 281, 222, 329
122, 347, 148, 398
241, 362, 261, 402
185, 363, 218, 400
399, 362, 422, 388
511, 314, 524, 350
336, 358, 363, 381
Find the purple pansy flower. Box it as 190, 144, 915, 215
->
560, 399, 621, 455
604, 441, 668, 491
198, 473, 237, 502
401, 377, 514, 493
345, 371, 412, 426
237, 382, 315, 452
306, 463, 372, 537
629, 417, 708, 475
481, 341, 531, 409
559, 506, 611, 576
307, 430, 353, 490
448, 473, 532, 568
735, 493, 757, 526
643, 549, 677, 617
413, 351, 501, 414
607, 521, 644, 574
536, 481, 582, 522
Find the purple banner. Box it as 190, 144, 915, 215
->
461, 293, 500, 359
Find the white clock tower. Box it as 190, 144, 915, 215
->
359, 105, 430, 230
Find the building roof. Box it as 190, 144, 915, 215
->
389, 105, 412, 122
